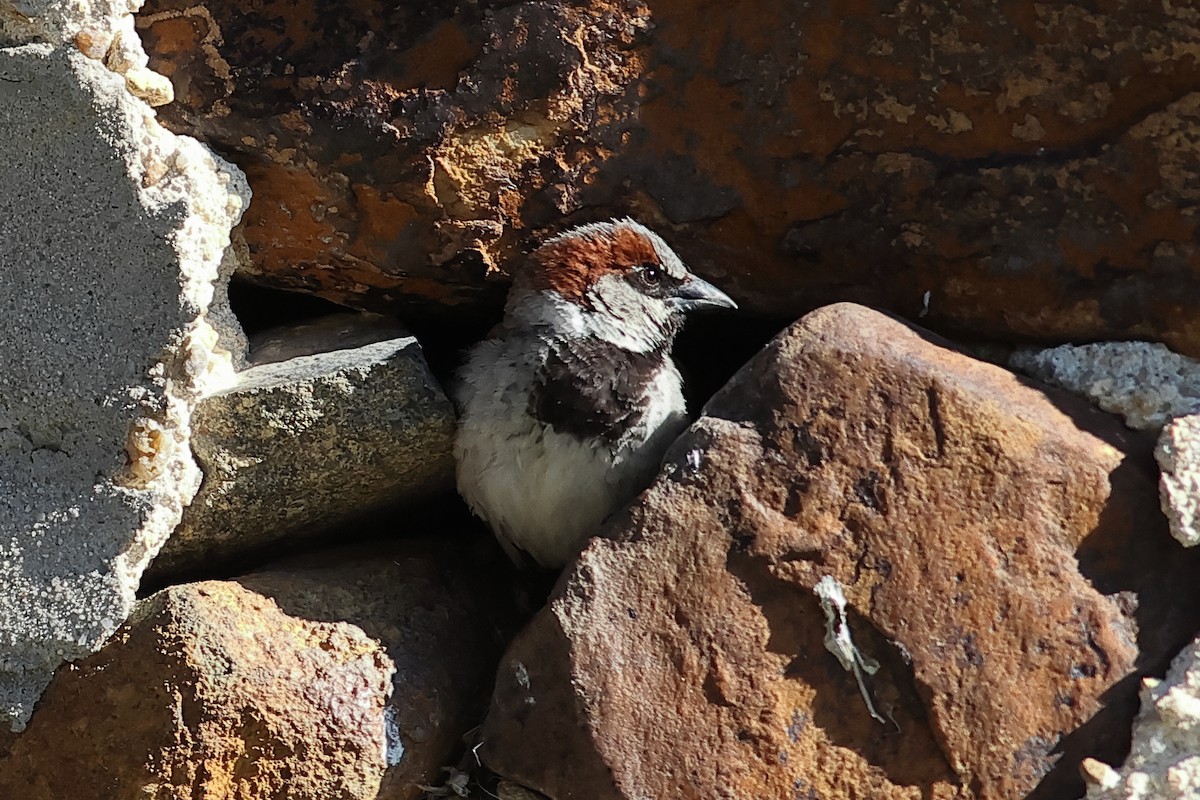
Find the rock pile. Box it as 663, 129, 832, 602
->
3, 1, 1200, 799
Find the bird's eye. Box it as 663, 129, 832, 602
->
638, 263, 662, 285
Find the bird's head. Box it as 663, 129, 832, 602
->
506, 219, 737, 353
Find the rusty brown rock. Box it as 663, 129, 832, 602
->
0, 580, 393, 800
138, 1, 1200, 353
479, 303, 1200, 800
0, 538, 517, 800
136, 0, 651, 315
237, 539, 519, 800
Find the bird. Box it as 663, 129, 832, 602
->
453, 218, 737, 569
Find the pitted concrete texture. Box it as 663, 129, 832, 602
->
1085, 636, 1200, 800
1, 0, 131, 47
148, 314, 457, 578
0, 44, 247, 729
1157, 414, 1200, 548
1010, 342, 1200, 431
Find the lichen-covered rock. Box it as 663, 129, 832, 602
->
1157, 415, 1200, 548
480, 304, 1200, 800
139, 0, 1200, 352
0, 43, 247, 730
0, 538, 516, 800
1083, 637, 1200, 800
149, 314, 456, 578
1010, 342, 1200, 430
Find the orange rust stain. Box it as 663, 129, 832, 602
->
923, 226, 987, 264
280, 4, 319, 58
705, 209, 807, 296
394, 19, 481, 91
800, 15, 847, 74
139, 17, 200, 76
229, 1, 321, 59
641, 0, 874, 242
1079, 138, 1200, 273
642, 65, 851, 242
639, 71, 742, 159
388, 276, 460, 304
240, 161, 343, 272
346, 184, 418, 265
1161, 309, 1200, 358
1057, 235, 1101, 280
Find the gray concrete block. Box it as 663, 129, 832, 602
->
0, 44, 247, 729
149, 314, 457, 577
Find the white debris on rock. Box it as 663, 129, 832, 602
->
813, 575, 885, 724
0, 41, 247, 729
0, 0, 173, 104
1084, 637, 1200, 800
1009, 342, 1200, 431
1157, 416, 1200, 548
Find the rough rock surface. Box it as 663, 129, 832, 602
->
150, 314, 456, 578
0, 43, 246, 729
1157, 415, 1200, 548
0, 580, 394, 799
238, 539, 518, 800
1083, 637, 1200, 800
1010, 342, 1200, 431
0, 538, 515, 799
139, 0, 1200, 352
481, 303, 1200, 800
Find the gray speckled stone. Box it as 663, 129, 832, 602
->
1009, 341, 1200, 430
150, 314, 456, 577
0, 44, 247, 730
1083, 636, 1200, 800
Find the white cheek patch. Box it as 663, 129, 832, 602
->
504, 278, 674, 354
584, 274, 673, 353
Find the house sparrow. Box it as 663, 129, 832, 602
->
453, 219, 736, 569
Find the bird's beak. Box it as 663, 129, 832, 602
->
668, 275, 738, 313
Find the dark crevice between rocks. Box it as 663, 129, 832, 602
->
673, 312, 793, 412
227, 276, 496, 403
230, 274, 792, 414
228, 279, 354, 337
140, 488, 497, 597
